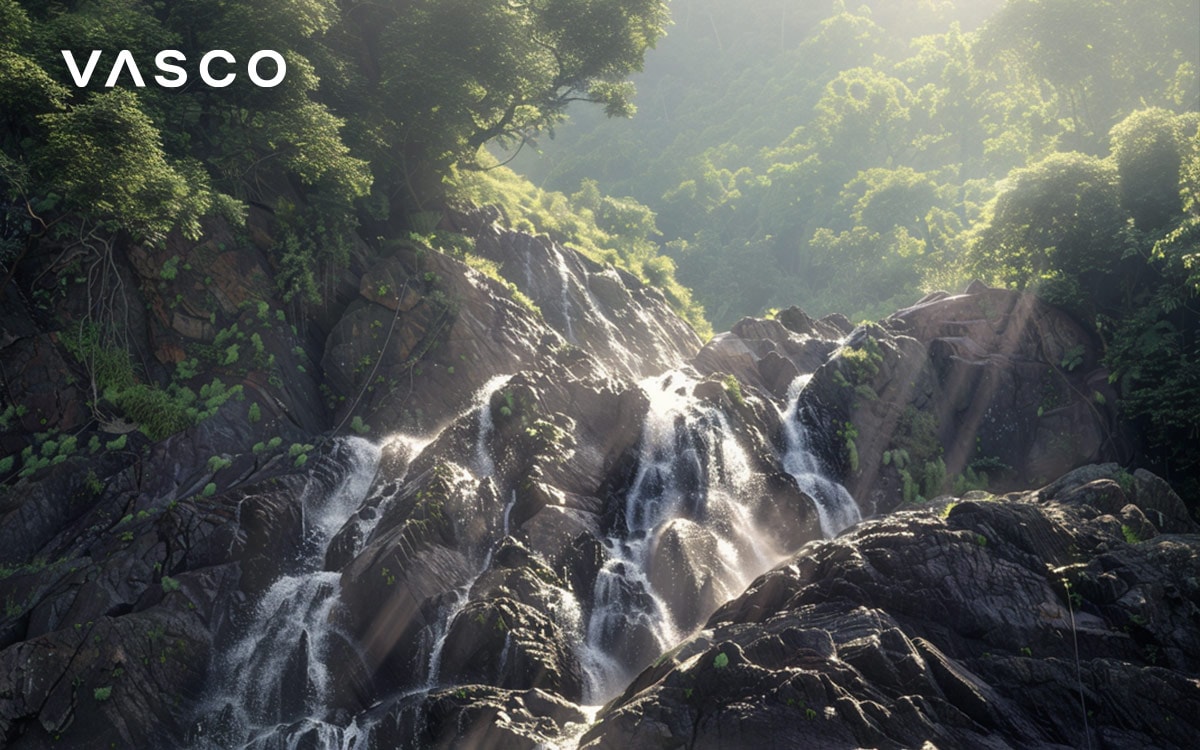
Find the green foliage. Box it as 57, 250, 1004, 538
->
160, 576, 180, 593
838, 422, 860, 473
58, 323, 209, 440
504, 0, 1197, 333
93, 686, 112, 702
953, 466, 990, 495
371, 0, 666, 171
159, 256, 180, 281
1121, 524, 1143, 544
350, 415, 371, 435
38, 89, 232, 241
893, 407, 942, 469
840, 337, 883, 386
1115, 468, 1136, 493
114, 385, 195, 440
971, 152, 1122, 289
722, 375, 746, 407
247, 402, 261, 424
84, 470, 103, 494
922, 457, 947, 498
713, 652, 730, 669
0, 403, 27, 431
1060, 345, 1085, 372
497, 391, 516, 420
449, 163, 710, 336
1, 0, 669, 320
1109, 108, 1197, 230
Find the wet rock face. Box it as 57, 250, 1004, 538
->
450, 209, 703, 380
802, 284, 1127, 514
692, 309, 845, 397
582, 465, 1200, 750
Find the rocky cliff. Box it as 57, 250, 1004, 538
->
0, 211, 1194, 749
582, 464, 1199, 749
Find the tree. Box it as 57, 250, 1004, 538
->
977, 0, 1199, 149
844, 167, 939, 251
1109, 108, 1199, 231
804, 67, 913, 181
351, 0, 668, 212
35, 89, 233, 241
971, 151, 1122, 287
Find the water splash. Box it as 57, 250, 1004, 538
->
581, 371, 769, 702
778, 375, 861, 537
473, 374, 512, 477
191, 438, 381, 750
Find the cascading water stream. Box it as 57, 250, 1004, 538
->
192, 362, 859, 747
419, 374, 520, 688
192, 437, 381, 750
192, 375, 522, 749
550, 246, 577, 344
581, 371, 770, 703
778, 374, 861, 537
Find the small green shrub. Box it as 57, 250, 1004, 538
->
838, 422, 859, 473
722, 375, 745, 406
160, 256, 180, 280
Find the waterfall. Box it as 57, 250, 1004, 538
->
188, 366, 857, 747
191, 437, 381, 750
778, 375, 861, 537
421, 485, 519, 689
473, 373, 512, 477
420, 375, 518, 688
551, 245, 577, 344
581, 371, 773, 702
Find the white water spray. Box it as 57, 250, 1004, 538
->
581, 371, 771, 702
192, 438, 381, 750
778, 375, 861, 537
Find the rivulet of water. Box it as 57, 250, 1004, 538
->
778, 374, 861, 537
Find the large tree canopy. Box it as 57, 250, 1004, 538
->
0, 0, 668, 297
